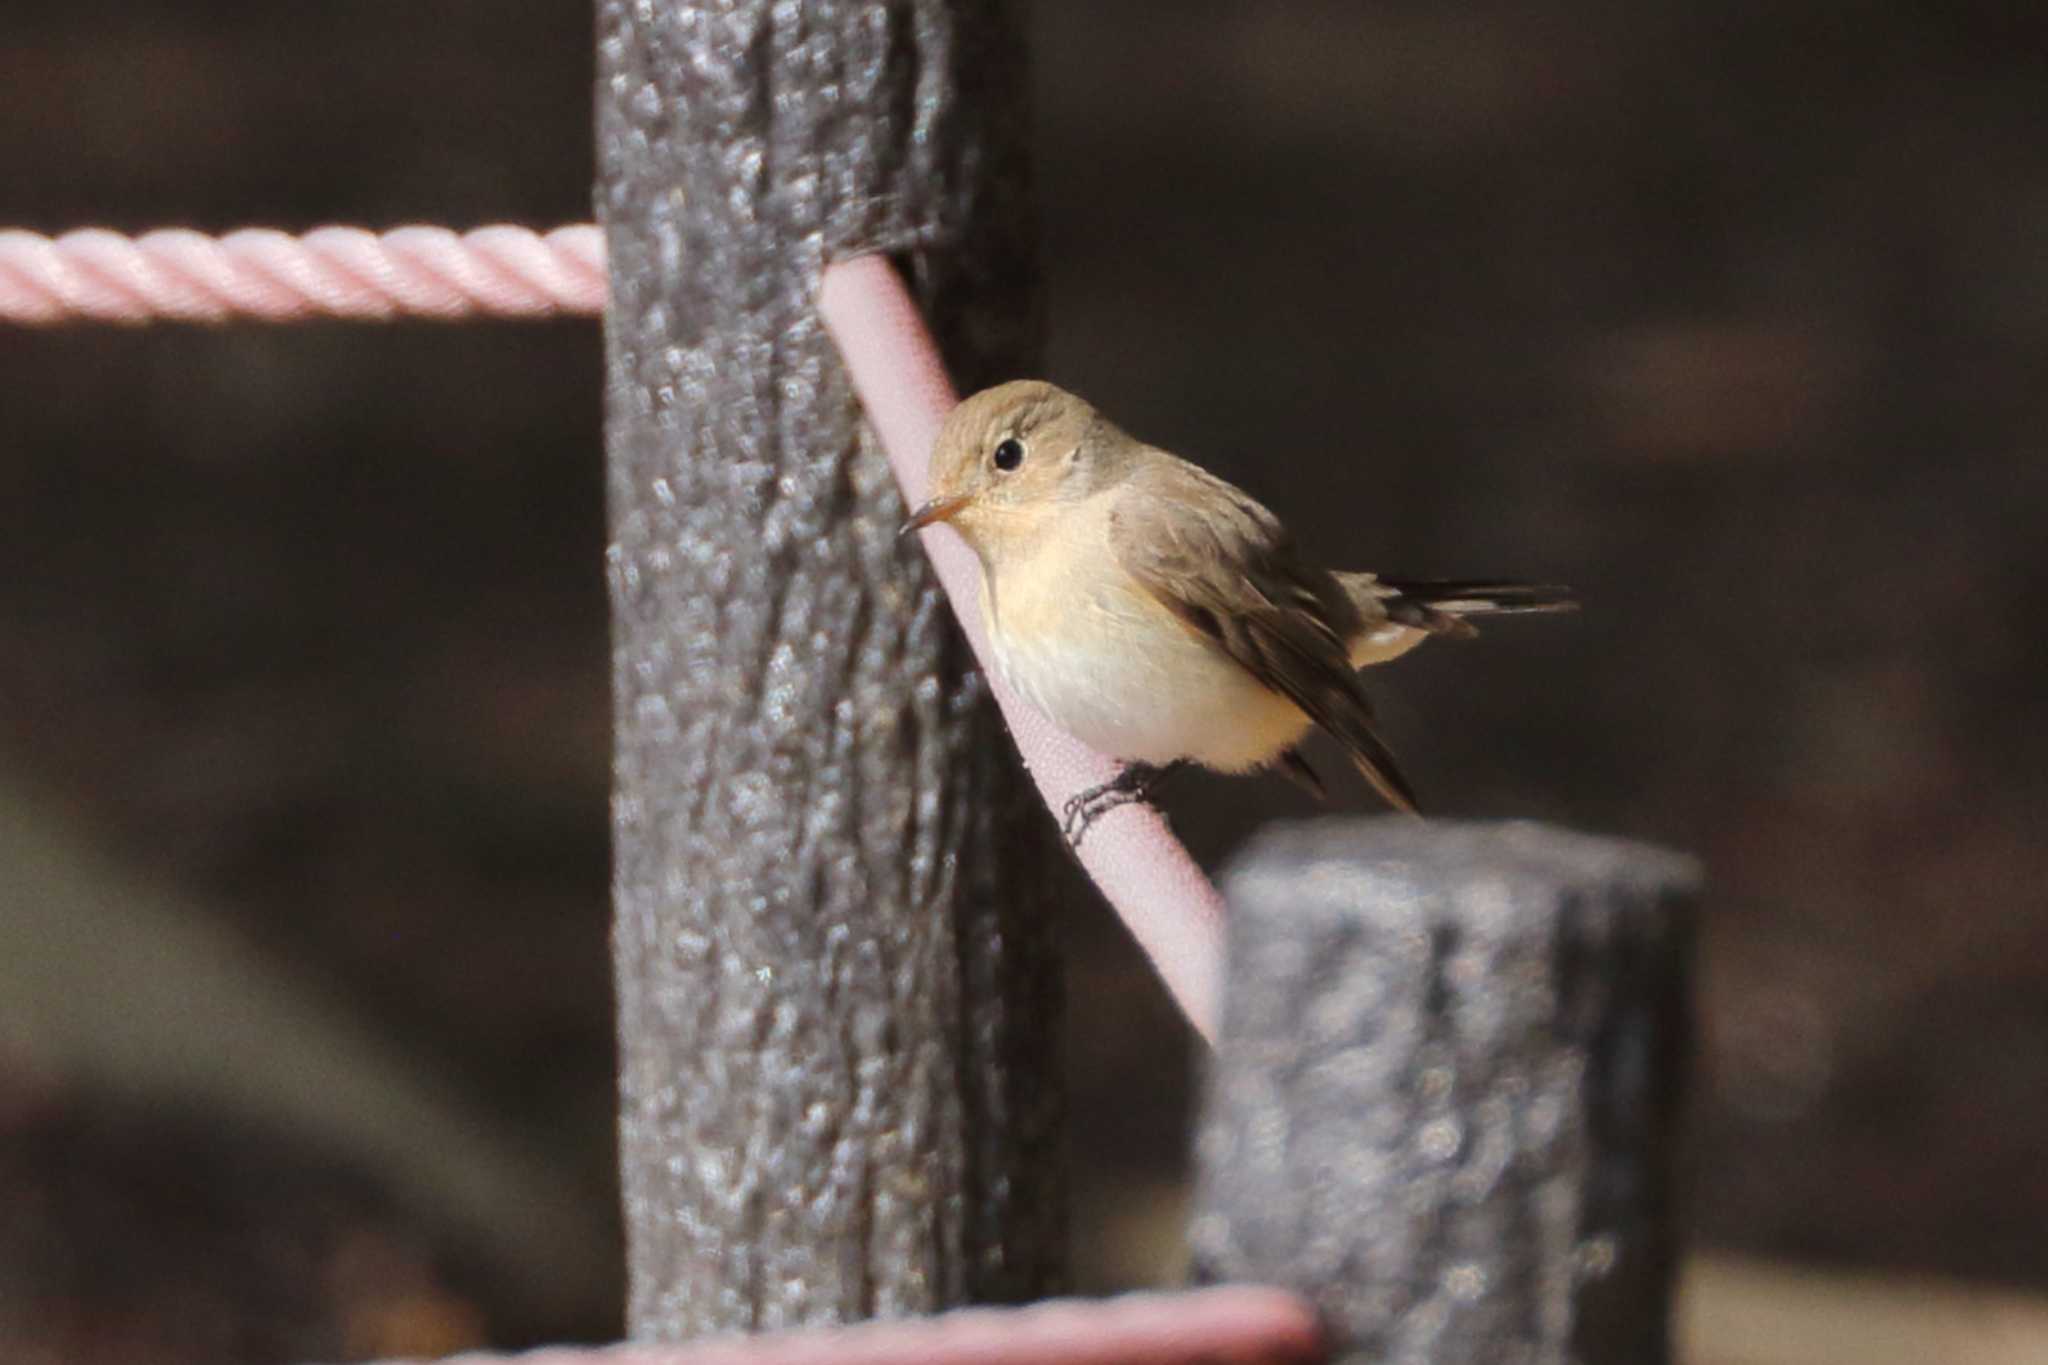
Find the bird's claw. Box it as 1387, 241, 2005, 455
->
1059, 761, 1186, 849
1060, 785, 1130, 847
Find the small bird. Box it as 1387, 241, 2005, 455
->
902, 380, 1574, 842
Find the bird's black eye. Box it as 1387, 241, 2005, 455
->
992, 438, 1025, 472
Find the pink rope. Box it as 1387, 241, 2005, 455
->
0, 224, 606, 323
0, 224, 1234, 1039
360, 1288, 1323, 1365
820, 255, 1233, 1041
1, 223, 1281, 1350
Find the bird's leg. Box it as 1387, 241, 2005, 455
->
1061, 760, 1188, 847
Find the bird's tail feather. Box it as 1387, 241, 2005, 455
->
1342, 574, 1577, 640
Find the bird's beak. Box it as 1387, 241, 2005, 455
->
899, 494, 970, 538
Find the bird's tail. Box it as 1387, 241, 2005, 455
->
1337, 574, 1576, 662
1374, 577, 1577, 635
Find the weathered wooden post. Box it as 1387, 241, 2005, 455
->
596, 0, 1062, 1340
1192, 819, 1696, 1365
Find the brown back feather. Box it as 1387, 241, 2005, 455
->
1108, 459, 1419, 812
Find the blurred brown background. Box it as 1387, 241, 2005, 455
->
3, 1, 2046, 1360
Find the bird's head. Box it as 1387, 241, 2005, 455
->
902, 380, 1126, 560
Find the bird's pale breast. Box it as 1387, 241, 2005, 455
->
979, 504, 1312, 773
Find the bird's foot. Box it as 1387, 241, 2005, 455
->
1060, 761, 1187, 848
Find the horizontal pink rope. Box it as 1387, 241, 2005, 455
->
0, 224, 605, 323
820, 254, 1233, 1041
358, 1288, 1323, 1365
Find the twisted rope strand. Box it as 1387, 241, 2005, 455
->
0, 224, 607, 323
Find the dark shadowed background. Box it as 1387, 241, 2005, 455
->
4, 1, 2046, 1360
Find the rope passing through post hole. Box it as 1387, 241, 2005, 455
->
0, 224, 1232, 1042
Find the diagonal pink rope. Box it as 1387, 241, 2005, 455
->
819, 254, 1233, 1040
353, 1288, 1323, 1365
0, 224, 606, 323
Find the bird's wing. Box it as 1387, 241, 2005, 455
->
1107, 460, 1418, 812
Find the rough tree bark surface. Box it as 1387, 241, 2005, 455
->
1192, 818, 1697, 1365
596, 0, 1061, 1340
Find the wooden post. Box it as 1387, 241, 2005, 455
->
1191, 819, 1697, 1365
595, 0, 1061, 1340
